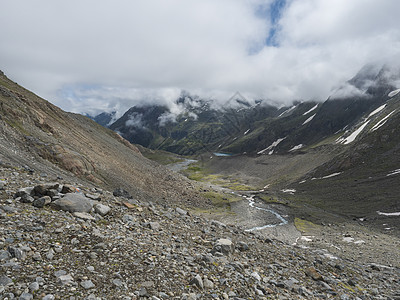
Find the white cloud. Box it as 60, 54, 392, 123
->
0, 0, 399, 116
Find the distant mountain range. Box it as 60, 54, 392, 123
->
90, 64, 400, 157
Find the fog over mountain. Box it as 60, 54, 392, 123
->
1, 0, 400, 117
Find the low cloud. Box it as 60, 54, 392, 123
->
0, 0, 399, 116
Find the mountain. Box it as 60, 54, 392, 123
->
0, 70, 200, 204
92, 64, 400, 232
106, 93, 280, 155
88, 111, 117, 127
98, 64, 397, 157
0, 71, 399, 299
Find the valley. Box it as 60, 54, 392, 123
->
0, 68, 399, 299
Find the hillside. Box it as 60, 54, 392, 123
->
0, 71, 201, 206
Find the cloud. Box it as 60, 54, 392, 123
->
0, 0, 400, 116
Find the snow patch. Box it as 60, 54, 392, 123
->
321, 172, 342, 179
302, 113, 316, 125
377, 211, 400, 216
341, 120, 370, 144
244, 129, 250, 135
257, 137, 286, 155
278, 106, 296, 117
281, 189, 296, 194
311, 172, 342, 181
387, 169, 400, 176
388, 89, 400, 97
300, 236, 313, 242
368, 104, 386, 118
324, 253, 338, 260
303, 104, 318, 116
289, 144, 304, 152
370, 110, 396, 132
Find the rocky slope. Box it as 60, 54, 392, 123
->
0, 71, 202, 206
1, 163, 399, 299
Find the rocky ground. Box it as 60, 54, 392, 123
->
0, 163, 399, 300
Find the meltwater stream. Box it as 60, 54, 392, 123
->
242, 194, 288, 232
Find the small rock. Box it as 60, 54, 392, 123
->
42, 295, 55, 300
57, 274, 74, 285
20, 194, 34, 203
8, 246, 25, 260
19, 293, 33, 300
212, 238, 233, 255
305, 267, 323, 281
189, 274, 203, 290
113, 188, 132, 199
139, 287, 148, 297
81, 280, 95, 289
0, 275, 13, 286
203, 277, 214, 289
33, 196, 51, 208
73, 212, 96, 221
149, 222, 160, 230
52, 193, 93, 213
61, 184, 77, 194
112, 278, 123, 287
28, 281, 39, 292
94, 204, 111, 216
237, 241, 249, 251
86, 193, 101, 200
251, 271, 261, 281
176, 207, 187, 215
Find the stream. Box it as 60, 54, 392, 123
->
167, 158, 289, 232
241, 194, 288, 232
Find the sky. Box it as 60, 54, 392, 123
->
1, 0, 400, 117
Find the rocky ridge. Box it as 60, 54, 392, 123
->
1, 164, 399, 299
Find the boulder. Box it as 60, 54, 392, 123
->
212, 238, 234, 255
52, 193, 93, 213
113, 188, 132, 199
94, 204, 111, 216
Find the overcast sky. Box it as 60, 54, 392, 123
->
1, 0, 400, 116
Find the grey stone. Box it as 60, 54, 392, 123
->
14, 187, 34, 198
112, 278, 123, 287
211, 220, 226, 228
212, 238, 233, 255
42, 295, 55, 300
52, 193, 93, 213
80, 280, 95, 289
33, 196, 52, 208
0, 249, 11, 260
149, 222, 160, 230
86, 193, 101, 200
94, 204, 111, 216
189, 274, 203, 290
0, 275, 13, 286
251, 271, 261, 281
73, 212, 96, 221
113, 188, 132, 199
139, 287, 148, 297
28, 281, 39, 292
33, 183, 59, 196
1, 205, 18, 213
57, 274, 74, 285
20, 194, 34, 203
19, 293, 33, 300
203, 277, 214, 289
176, 207, 187, 215
237, 241, 249, 251
122, 214, 135, 223
8, 246, 25, 260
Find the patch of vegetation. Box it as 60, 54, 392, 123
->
294, 217, 320, 234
